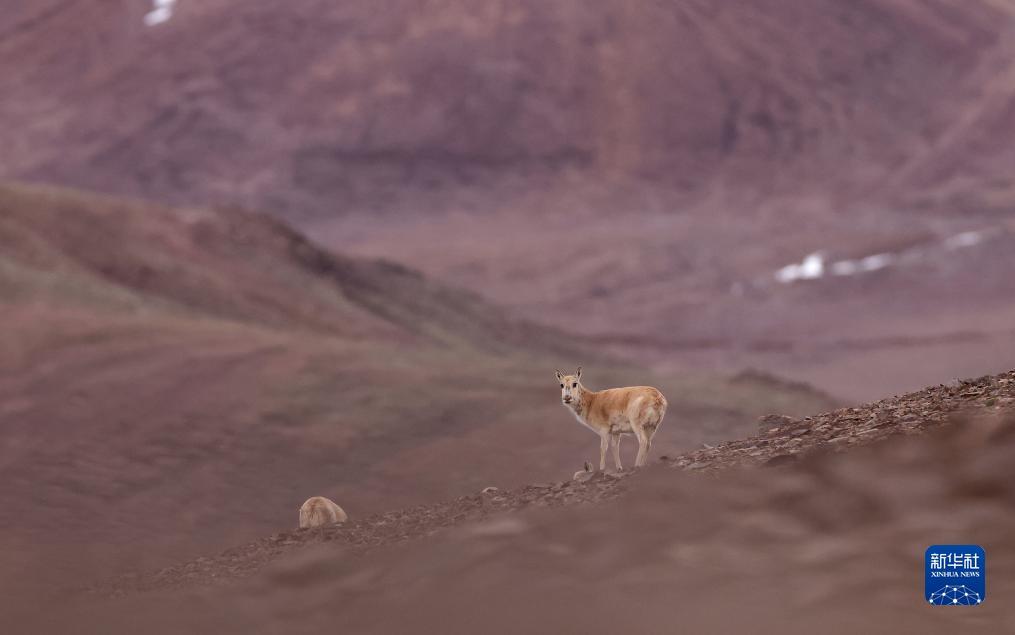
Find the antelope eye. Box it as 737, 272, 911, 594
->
572, 382, 577, 388
560, 384, 564, 388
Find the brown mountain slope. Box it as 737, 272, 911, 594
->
40, 370, 1015, 634
96, 368, 1015, 592
0, 182, 575, 352
5, 2, 1015, 403
1, 0, 1010, 212
0, 182, 832, 593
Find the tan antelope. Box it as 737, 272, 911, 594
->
556, 367, 667, 470
298, 496, 348, 529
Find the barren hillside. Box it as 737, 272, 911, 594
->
4, 1, 1015, 400
0, 182, 831, 594
6, 4, 1015, 630
24, 370, 1015, 634
3, 0, 1012, 210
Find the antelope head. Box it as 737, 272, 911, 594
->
555, 366, 583, 406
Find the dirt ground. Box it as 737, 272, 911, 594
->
9, 372, 1011, 634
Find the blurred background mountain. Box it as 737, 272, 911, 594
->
5, 0, 1015, 401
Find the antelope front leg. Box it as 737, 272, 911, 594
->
599, 434, 609, 471
610, 433, 622, 471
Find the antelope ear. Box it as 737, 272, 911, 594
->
575, 366, 582, 379
554, 369, 564, 381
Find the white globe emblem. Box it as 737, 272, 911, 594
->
928, 585, 982, 605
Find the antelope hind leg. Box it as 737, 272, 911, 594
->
634, 427, 650, 467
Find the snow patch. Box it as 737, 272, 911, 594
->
830, 260, 860, 276
943, 230, 986, 250
773, 227, 1000, 285
144, 0, 176, 27
857, 253, 895, 272
775, 253, 824, 283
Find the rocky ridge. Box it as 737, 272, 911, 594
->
99, 369, 1015, 596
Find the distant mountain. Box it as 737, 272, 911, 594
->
6, 0, 1015, 400
3, 0, 1013, 215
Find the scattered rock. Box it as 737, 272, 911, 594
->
758, 414, 795, 433
98, 369, 1015, 595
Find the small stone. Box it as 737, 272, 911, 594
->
758, 414, 795, 433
